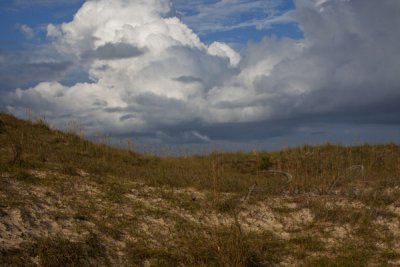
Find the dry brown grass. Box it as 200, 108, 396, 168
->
1, 112, 400, 266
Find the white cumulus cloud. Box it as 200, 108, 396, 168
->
8, 0, 239, 135
5, 0, 400, 144
207, 42, 241, 67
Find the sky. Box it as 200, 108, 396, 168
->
0, 0, 400, 153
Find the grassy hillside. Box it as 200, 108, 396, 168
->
1, 112, 400, 266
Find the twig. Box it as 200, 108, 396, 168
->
348, 165, 364, 171
242, 182, 257, 203
242, 170, 293, 202
258, 170, 293, 182
327, 165, 365, 194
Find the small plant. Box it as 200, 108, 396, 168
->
0, 119, 6, 134
214, 196, 241, 214
29, 234, 109, 267
126, 138, 135, 152
14, 170, 37, 183
0, 120, 24, 165
61, 164, 80, 176
66, 120, 85, 137
258, 155, 273, 170
35, 116, 51, 131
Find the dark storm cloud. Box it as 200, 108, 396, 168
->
119, 114, 136, 122
133, 92, 193, 125
228, 0, 400, 130
173, 76, 203, 84
82, 43, 146, 60
0, 55, 72, 90
103, 107, 129, 113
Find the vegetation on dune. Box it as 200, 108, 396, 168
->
1, 112, 400, 266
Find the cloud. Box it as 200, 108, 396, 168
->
81, 42, 146, 60
172, 0, 294, 35
203, 0, 400, 124
207, 42, 241, 67
6, 0, 239, 136
184, 130, 211, 143
173, 76, 203, 84
4, 0, 400, 146
10, 0, 83, 8
0, 45, 73, 91
15, 24, 35, 39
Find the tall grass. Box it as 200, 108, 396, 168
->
1, 112, 399, 196
1, 112, 400, 266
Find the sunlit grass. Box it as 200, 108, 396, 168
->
1, 112, 400, 266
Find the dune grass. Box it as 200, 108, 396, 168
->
1, 112, 400, 266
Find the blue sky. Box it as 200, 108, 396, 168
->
1, 0, 400, 152
0, 0, 301, 48
0, 1, 83, 48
